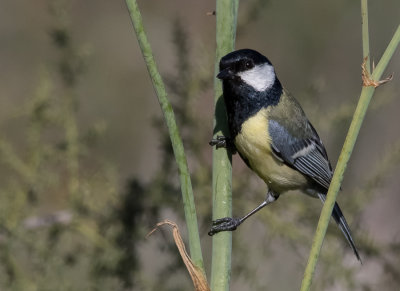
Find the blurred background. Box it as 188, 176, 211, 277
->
0, 0, 399, 290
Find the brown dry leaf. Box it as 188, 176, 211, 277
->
361, 56, 393, 88
147, 219, 210, 291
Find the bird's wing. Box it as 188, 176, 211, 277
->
268, 119, 333, 190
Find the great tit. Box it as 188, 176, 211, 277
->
209, 49, 361, 262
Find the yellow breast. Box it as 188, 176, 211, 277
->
234, 108, 272, 159
234, 108, 308, 194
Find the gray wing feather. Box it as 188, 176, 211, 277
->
269, 119, 332, 190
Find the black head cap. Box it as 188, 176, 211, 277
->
218, 49, 272, 78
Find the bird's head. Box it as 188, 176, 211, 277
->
218, 49, 276, 92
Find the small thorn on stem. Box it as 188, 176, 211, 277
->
362, 56, 393, 88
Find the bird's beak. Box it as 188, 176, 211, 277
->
217, 68, 235, 80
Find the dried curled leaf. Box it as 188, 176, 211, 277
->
148, 220, 210, 291
361, 56, 393, 88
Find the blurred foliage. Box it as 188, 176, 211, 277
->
0, 2, 158, 290
0, 0, 399, 290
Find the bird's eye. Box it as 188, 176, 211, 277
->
245, 61, 253, 69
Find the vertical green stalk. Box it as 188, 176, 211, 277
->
361, 0, 371, 72
125, 0, 204, 272
210, 1, 239, 291
300, 5, 400, 290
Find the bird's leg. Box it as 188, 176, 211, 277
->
208, 191, 278, 236
209, 135, 237, 153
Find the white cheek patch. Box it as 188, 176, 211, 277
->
238, 63, 275, 92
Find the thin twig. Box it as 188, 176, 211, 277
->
300, 3, 400, 290
124, 0, 204, 273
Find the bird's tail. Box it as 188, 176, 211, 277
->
318, 194, 362, 263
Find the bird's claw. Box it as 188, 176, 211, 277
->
209, 136, 237, 153
209, 136, 229, 148
208, 217, 242, 236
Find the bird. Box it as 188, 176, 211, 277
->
208, 48, 361, 262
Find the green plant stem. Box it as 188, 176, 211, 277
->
361, 0, 371, 72
300, 23, 400, 291
125, 0, 204, 272
210, 1, 239, 291
371, 25, 400, 79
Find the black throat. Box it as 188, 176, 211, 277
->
222, 77, 282, 138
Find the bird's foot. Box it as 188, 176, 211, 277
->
209, 136, 237, 153
209, 135, 229, 148
208, 217, 242, 236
